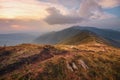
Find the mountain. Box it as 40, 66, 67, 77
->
59, 30, 107, 45
34, 26, 120, 47
0, 44, 120, 80
0, 33, 36, 46
0, 26, 120, 80
34, 27, 81, 44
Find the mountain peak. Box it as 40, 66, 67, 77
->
34, 26, 120, 47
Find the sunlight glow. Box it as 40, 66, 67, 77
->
0, 0, 49, 20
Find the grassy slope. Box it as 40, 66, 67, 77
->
0, 43, 120, 80
59, 30, 107, 45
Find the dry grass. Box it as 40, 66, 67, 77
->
0, 43, 120, 80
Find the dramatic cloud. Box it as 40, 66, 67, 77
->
44, 0, 116, 24
79, 0, 102, 18
0, 0, 119, 33
0, 0, 118, 23
44, 7, 83, 24
0, 0, 69, 20
79, 0, 115, 19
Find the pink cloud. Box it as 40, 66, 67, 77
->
99, 0, 120, 8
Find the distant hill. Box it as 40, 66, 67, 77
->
34, 26, 120, 47
34, 27, 81, 44
0, 33, 36, 46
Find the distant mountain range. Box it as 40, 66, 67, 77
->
34, 26, 120, 47
0, 33, 36, 46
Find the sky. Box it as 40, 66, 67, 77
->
0, 0, 120, 34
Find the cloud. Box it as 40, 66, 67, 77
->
11, 24, 27, 30
40, 0, 81, 9
0, 0, 48, 20
0, 0, 117, 23
79, 0, 116, 19
41, 0, 120, 9
0, 0, 69, 20
0, 18, 68, 34
79, 0, 102, 18
0, 0, 119, 34
80, 17, 120, 29
44, 0, 116, 25
44, 7, 83, 24
0, 19, 49, 33
98, 0, 120, 8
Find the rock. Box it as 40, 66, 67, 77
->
78, 59, 89, 70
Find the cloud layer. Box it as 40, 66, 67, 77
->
0, 0, 119, 21
99, 0, 120, 8
0, 0, 120, 33
0, 0, 69, 20
44, 0, 117, 24
44, 7, 84, 24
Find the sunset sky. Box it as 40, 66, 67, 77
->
0, 0, 120, 34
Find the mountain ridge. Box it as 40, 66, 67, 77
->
58, 30, 107, 45
34, 26, 120, 47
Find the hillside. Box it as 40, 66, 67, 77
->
0, 43, 120, 80
58, 30, 107, 45
34, 26, 120, 47
34, 27, 81, 44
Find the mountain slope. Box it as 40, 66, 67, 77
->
0, 44, 120, 80
34, 27, 81, 44
59, 30, 107, 45
34, 26, 120, 47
